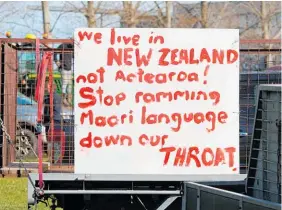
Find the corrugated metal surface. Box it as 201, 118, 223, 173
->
183, 182, 281, 210
246, 85, 281, 203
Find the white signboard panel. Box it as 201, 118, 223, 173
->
74, 28, 239, 177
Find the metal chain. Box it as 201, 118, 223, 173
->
16, 122, 38, 158
0, 117, 43, 209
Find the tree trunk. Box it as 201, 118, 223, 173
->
86, 1, 96, 28
42, 1, 51, 37
121, 1, 136, 28
166, 1, 172, 28
261, 1, 270, 39
261, 2, 272, 68
201, 1, 208, 28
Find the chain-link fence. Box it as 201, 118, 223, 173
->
0, 38, 281, 175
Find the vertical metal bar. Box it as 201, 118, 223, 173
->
181, 184, 187, 210
196, 187, 200, 210
0, 41, 4, 170
276, 118, 281, 203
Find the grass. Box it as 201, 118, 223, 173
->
0, 178, 62, 210
16, 153, 49, 163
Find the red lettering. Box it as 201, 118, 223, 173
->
209, 91, 220, 105
110, 28, 115, 45
122, 36, 131, 45
120, 136, 132, 146
104, 95, 114, 106
124, 48, 133, 65
132, 35, 140, 46
214, 148, 225, 166
171, 113, 182, 132
80, 132, 92, 148
141, 106, 146, 124
107, 48, 122, 66
155, 73, 167, 84
94, 33, 102, 44
107, 116, 118, 127
200, 48, 211, 63
136, 49, 152, 67
143, 93, 155, 103
76, 75, 86, 83
150, 135, 161, 146
96, 86, 104, 105
87, 73, 98, 83
177, 72, 185, 81
190, 48, 199, 64
212, 49, 224, 64
115, 93, 126, 105
115, 70, 126, 81
205, 112, 216, 132
139, 134, 148, 146
158, 48, 170, 66
96, 67, 105, 83
218, 111, 228, 123
143, 73, 154, 84
227, 49, 238, 64
202, 148, 214, 166
80, 110, 93, 125
93, 136, 103, 148
186, 147, 201, 167
194, 112, 205, 124
173, 148, 186, 166
159, 147, 176, 165
225, 147, 236, 167
105, 135, 119, 146
78, 31, 92, 41
154, 36, 164, 44
95, 116, 106, 127
77, 31, 102, 43
76, 68, 105, 84
179, 50, 189, 64
188, 73, 199, 82
78, 87, 96, 109
171, 49, 179, 65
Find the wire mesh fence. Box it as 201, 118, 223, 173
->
0, 38, 281, 175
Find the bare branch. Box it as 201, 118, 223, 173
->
213, 2, 229, 27
51, 12, 66, 32
5, 21, 42, 34
241, 2, 261, 17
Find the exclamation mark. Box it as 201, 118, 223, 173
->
203, 65, 210, 85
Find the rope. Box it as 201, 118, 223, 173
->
48, 54, 54, 151
34, 39, 54, 190
35, 38, 44, 190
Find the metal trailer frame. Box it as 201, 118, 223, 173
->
0, 38, 280, 209
28, 173, 247, 209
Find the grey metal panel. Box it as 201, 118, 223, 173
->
246, 84, 281, 203
184, 182, 282, 210
242, 202, 275, 210
200, 191, 238, 210
186, 187, 197, 210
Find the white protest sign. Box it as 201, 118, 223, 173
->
74, 28, 239, 177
